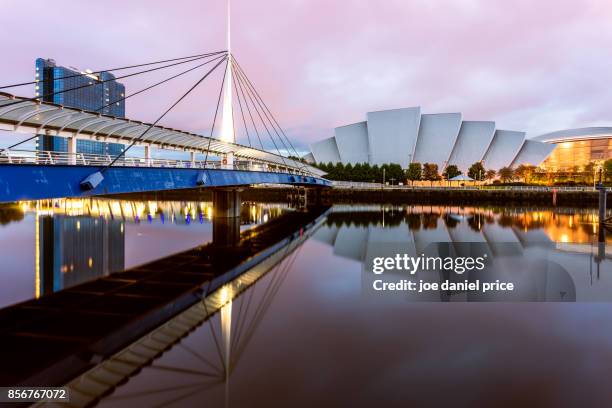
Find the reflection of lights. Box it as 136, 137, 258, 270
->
219, 285, 233, 305
88, 258, 93, 268
560, 234, 569, 243
35, 202, 40, 299
568, 216, 573, 228
148, 201, 158, 217
120, 223, 124, 234
76, 220, 81, 231
263, 213, 269, 223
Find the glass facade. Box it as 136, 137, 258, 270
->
35, 58, 126, 155
540, 138, 612, 171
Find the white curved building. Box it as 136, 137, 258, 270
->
309, 107, 555, 171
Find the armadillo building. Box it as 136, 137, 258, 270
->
307, 108, 557, 172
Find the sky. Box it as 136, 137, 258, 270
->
1, 0, 611, 154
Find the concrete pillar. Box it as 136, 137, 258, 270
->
67, 137, 77, 165
213, 189, 241, 218
212, 189, 242, 246
190, 151, 196, 167
144, 145, 151, 166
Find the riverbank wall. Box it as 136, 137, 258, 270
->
111, 186, 604, 207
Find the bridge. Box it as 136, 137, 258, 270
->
0, 48, 330, 206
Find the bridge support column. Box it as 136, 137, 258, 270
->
212, 189, 242, 246
190, 151, 196, 167
67, 137, 77, 165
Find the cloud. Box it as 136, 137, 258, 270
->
1, 0, 611, 152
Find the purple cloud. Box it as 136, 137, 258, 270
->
1, 0, 611, 153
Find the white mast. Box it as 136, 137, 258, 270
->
220, 0, 235, 166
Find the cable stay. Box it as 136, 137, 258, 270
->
0, 51, 226, 91
0, 50, 319, 180
80, 54, 228, 189
233, 58, 302, 161
232, 62, 264, 150
204, 58, 229, 165
0, 53, 227, 153
0, 51, 226, 111
229, 59, 288, 167
104, 55, 228, 170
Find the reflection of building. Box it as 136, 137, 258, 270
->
314, 206, 612, 301
308, 108, 555, 172
35, 58, 125, 155
37, 215, 125, 295
533, 127, 612, 171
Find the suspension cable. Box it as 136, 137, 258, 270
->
204, 59, 229, 165
231, 60, 287, 167
232, 58, 303, 163
0, 54, 227, 153
231, 63, 264, 150
234, 63, 293, 158
102, 55, 228, 172
0, 51, 225, 90
232, 60, 310, 174
0, 52, 226, 111
232, 64, 252, 148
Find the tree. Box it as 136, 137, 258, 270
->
406, 163, 422, 186
514, 164, 535, 183
442, 164, 461, 180
584, 162, 596, 185
467, 162, 486, 181
485, 169, 497, 183
604, 159, 612, 183
498, 166, 515, 183
422, 163, 440, 186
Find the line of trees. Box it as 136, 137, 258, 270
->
313, 159, 612, 186
315, 162, 405, 183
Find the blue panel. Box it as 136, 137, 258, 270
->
0, 165, 331, 202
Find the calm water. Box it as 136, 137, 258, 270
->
3, 202, 612, 406
0, 198, 289, 309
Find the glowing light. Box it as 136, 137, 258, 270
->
560, 234, 569, 243
88, 257, 93, 268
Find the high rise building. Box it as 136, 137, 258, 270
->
35, 58, 126, 156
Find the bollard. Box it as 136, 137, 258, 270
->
597, 182, 607, 243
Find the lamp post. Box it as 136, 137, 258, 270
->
382, 167, 385, 188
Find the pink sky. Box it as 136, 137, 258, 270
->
1, 0, 611, 153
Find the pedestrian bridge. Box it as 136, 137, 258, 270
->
0, 92, 330, 203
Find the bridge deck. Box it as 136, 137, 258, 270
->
0, 91, 323, 176
0, 162, 330, 203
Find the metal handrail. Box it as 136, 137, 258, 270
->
332, 181, 602, 192
0, 149, 314, 176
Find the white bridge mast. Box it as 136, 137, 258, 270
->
220, 0, 235, 167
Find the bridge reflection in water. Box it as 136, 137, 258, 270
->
86, 232, 305, 408
0, 198, 324, 391
15, 198, 287, 300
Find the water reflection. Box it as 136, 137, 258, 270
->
318, 205, 612, 301
96, 228, 304, 408
0, 199, 289, 308
92, 204, 612, 407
